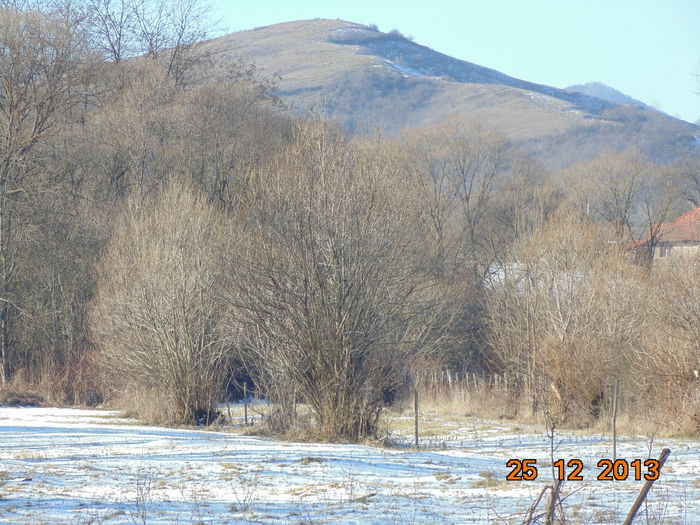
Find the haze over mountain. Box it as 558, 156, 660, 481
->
564, 81, 650, 109
205, 19, 699, 169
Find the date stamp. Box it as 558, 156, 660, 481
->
506, 458, 662, 481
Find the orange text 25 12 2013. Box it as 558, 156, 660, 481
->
505, 458, 661, 481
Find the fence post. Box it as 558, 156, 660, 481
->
293, 386, 297, 423
243, 381, 248, 426
623, 448, 672, 525
414, 387, 419, 449
612, 378, 620, 462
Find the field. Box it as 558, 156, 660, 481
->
0, 406, 698, 524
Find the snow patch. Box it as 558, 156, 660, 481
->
331, 25, 376, 36
382, 59, 425, 78
1, 406, 698, 524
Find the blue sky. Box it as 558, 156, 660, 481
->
210, 0, 700, 124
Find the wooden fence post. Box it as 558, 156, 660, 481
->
243, 381, 248, 426
612, 378, 620, 462
623, 448, 671, 525
414, 387, 419, 449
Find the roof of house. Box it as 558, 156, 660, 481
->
655, 206, 700, 244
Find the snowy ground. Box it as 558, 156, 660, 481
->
0, 407, 698, 524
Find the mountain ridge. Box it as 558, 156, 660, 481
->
564, 81, 650, 109
327, 24, 614, 114
204, 19, 698, 169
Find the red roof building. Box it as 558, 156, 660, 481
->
640, 206, 700, 260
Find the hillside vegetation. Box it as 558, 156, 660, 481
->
1, 1, 699, 440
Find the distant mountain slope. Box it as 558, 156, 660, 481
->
327, 25, 613, 113
565, 81, 650, 108
205, 19, 699, 169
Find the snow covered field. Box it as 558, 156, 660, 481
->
0, 406, 698, 524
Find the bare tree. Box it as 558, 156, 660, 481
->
396, 119, 517, 374
633, 256, 700, 430
635, 165, 681, 264
225, 122, 450, 440
559, 150, 650, 243
83, 0, 215, 85
400, 119, 511, 276
485, 156, 558, 268
672, 154, 700, 208
90, 183, 230, 424
398, 127, 460, 278
449, 123, 511, 267
85, 0, 134, 62
0, 2, 318, 413
0, 5, 92, 384
558, 150, 685, 265
143, 0, 214, 86
177, 62, 287, 211
86, 60, 182, 199
487, 209, 647, 422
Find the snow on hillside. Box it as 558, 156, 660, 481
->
382, 59, 425, 78
0, 407, 698, 524
327, 25, 613, 116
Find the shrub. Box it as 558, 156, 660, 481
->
90, 183, 230, 424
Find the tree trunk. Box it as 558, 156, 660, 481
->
0, 183, 8, 385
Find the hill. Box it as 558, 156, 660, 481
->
205, 19, 699, 169
564, 81, 650, 108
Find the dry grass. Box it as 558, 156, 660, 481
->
412, 375, 700, 440
471, 471, 508, 489
417, 375, 521, 422
0, 357, 105, 409
209, 19, 372, 90
224, 401, 345, 442
0, 370, 54, 408
0, 387, 44, 407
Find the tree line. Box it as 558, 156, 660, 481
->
2, 0, 699, 439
